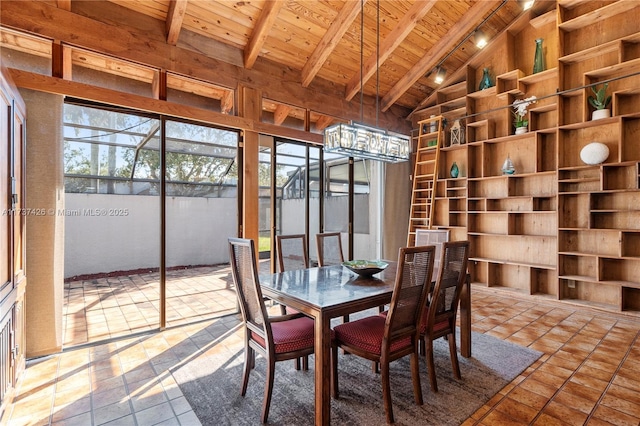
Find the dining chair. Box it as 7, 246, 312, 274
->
275, 233, 310, 370
228, 237, 316, 423
415, 229, 450, 276
420, 240, 470, 392
315, 232, 344, 267
276, 234, 309, 272
316, 232, 351, 323
331, 245, 436, 424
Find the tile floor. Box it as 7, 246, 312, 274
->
4, 271, 640, 425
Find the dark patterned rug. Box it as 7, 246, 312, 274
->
172, 323, 542, 426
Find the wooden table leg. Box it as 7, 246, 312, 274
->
314, 311, 332, 425
459, 274, 471, 358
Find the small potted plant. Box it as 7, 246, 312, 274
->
512, 96, 536, 135
588, 82, 612, 120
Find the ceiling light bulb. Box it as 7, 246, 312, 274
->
434, 67, 447, 84
475, 29, 488, 49
522, 0, 535, 10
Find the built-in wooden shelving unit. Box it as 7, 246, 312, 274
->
410, 0, 640, 315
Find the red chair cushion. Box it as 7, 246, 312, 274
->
379, 308, 449, 335
251, 316, 315, 354
334, 315, 411, 355
419, 307, 450, 334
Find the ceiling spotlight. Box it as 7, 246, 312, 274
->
522, 0, 535, 10
475, 29, 488, 49
434, 66, 447, 84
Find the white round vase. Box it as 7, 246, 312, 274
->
592, 109, 611, 120
580, 142, 610, 165
515, 126, 527, 135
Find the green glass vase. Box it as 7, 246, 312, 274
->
533, 38, 545, 74
478, 68, 493, 90
450, 162, 459, 178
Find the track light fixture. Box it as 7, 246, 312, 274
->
434, 67, 447, 84
522, 0, 535, 10
474, 29, 488, 49
427, 0, 507, 87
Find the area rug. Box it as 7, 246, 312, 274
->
172, 325, 542, 426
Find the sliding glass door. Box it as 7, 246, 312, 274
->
63, 101, 240, 346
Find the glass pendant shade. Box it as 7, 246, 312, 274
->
324, 123, 410, 163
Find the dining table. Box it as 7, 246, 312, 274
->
259, 261, 471, 426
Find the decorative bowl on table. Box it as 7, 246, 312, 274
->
342, 260, 389, 277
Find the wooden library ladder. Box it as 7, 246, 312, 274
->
407, 115, 443, 246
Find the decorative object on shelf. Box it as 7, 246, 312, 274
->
533, 38, 545, 74
323, 0, 409, 163
501, 154, 515, 175
588, 82, 612, 120
450, 162, 459, 178
430, 115, 437, 132
580, 142, 610, 165
427, 139, 438, 147
478, 68, 493, 90
512, 95, 537, 134
450, 119, 465, 145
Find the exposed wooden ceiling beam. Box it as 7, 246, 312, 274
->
314, 115, 334, 131
166, 0, 188, 45
220, 90, 234, 114
273, 104, 291, 125
344, 0, 437, 102
244, 0, 285, 69
301, 0, 367, 88
56, 0, 71, 11
380, 0, 499, 112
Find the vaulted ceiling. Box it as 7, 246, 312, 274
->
107, 0, 525, 115
1, 0, 545, 129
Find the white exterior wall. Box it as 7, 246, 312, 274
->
64, 193, 237, 277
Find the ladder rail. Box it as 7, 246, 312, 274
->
407, 116, 442, 246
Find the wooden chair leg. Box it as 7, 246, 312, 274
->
241, 347, 253, 396
261, 357, 276, 424
371, 361, 379, 373
381, 360, 394, 424
425, 338, 438, 392
302, 355, 309, 371
294, 358, 301, 370
447, 332, 462, 379
410, 352, 424, 405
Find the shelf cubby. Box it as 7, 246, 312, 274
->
558, 253, 597, 282
621, 118, 640, 162
508, 172, 556, 197
622, 287, 640, 311
558, 229, 621, 257
530, 104, 558, 132
466, 119, 494, 144
558, 92, 585, 126
559, 279, 621, 311
469, 234, 556, 269
591, 211, 640, 231
599, 257, 640, 286
558, 193, 590, 229
558, 122, 619, 168
602, 162, 639, 190
558, 167, 601, 193
622, 232, 640, 258
509, 212, 557, 236
531, 267, 558, 297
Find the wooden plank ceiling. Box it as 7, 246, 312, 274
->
87, 0, 525, 115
